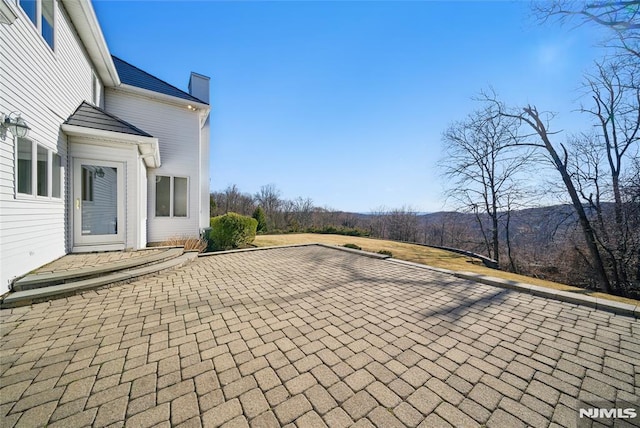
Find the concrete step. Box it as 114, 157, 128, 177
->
1, 252, 197, 308
13, 248, 184, 291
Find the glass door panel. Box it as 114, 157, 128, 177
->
81, 165, 118, 236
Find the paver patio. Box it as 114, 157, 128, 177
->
0, 245, 638, 427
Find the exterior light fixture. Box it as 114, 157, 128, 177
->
95, 167, 105, 178
0, 112, 31, 139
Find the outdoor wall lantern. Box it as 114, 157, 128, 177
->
0, 112, 31, 139
95, 168, 105, 178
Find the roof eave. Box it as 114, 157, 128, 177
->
115, 83, 210, 112
61, 123, 160, 168
62, 0, 120, 87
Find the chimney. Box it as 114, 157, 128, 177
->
188, 72, 210, 104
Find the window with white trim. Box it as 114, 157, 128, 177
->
155, 175, 188, 217
18, 0, 55, 49
16, 138, 62, 199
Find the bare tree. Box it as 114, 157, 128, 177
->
567, 59, 640, 291
255, 184, 282, 230
386, 206, 420, 242
290, 197, 314, 230
311, 206, 336, 229
483, 92, 616, 293
583, 60, 639, 231
622, 158, 640, 284
441, 102, 532, 264
533, 0, 640, 59
368, 206, 389, 238
210, 185, 255, 216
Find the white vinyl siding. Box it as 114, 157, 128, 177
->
0, 0, 99, 291
105, 89, 202, 242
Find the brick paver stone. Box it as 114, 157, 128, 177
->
285, 372, 317, 395
94, 395, 128, 427
249, 410, 279, 428
202, 398, 242, 427
239, 388, 269, 419
368, 406, 405, 428
366, 381, 402, 408
296, 410, 329, 428
344, 369, 375, 391
342, 391, 377, 420
0, 246, 638, 428
304, 384, 338, 415
274, 394, 313, 424
48, 408, 98, 428
170, 392, 200, 425
125, 403, 170, 428
323, 408, 353, 428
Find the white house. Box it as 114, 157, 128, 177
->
0, 0, 211, 294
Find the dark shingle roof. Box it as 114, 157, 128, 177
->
112, 56, 206, 104
64, 102, 153, 137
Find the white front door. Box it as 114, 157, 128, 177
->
73, 159, 125, 248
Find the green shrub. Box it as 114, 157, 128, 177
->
377, 250, 393, 257
209, 212, 258, 251
343, 243, 362, 250
305, 226, 369, 237
252, 206, 267, 233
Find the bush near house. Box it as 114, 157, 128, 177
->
209, 213, 258, 251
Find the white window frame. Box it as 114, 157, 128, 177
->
155, 175, 189, 218
15, 137, 62, 200
17, 0, 55, 50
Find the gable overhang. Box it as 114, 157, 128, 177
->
62, 0, 120, 87
61, 124, 160, 168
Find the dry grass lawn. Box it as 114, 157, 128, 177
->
254, 233, 639, 306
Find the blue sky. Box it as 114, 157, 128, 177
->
93, 1, 606, 213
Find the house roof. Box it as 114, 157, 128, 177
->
112, 56, 207, 104
64, 102, 153, 137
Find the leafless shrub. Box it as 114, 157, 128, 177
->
158, 236, 207, 253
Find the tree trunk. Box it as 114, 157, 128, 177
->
524, 107, 613, 294
505, 207, 517, 272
